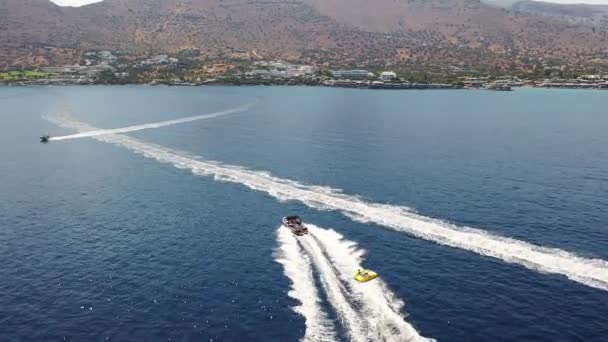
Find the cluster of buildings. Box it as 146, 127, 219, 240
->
34, 64, 114, 84
330, 69, 398, 81
6, 51, 185, 85
5, 48, 608, 89
536, 75, 608, 89
135, 54, 179, 67
323, 79, 459, 90
463, 76, 525, 88
83, 50, 117, 66
462, 75, 608, 90
243, 61, 319, 79
331, 69, 374, 79
325, 70, 458, 89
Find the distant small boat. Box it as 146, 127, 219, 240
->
282, 216, 309, 236
40, 134, 51, 143
354, 269, 378, 283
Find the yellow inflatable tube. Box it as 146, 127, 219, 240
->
354, 269, 378, 282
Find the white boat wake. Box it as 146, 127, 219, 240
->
45, 101, 255, 141
276, 225, 433, 342
308, 226, 427, 341
47, 114, 608, 292
275, 227, 337, 342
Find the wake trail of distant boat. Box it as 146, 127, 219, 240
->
50, 115, 608, 292
46, 101, 255, 141
275, 228, 337, 342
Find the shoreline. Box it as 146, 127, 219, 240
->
2, 82, 608, 92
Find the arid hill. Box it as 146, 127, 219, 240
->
1, 0, 607, 69
511, 1, 608, 29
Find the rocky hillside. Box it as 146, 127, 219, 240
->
511, 1, 608, 29
1, 0, 607, 69
484, 0, 608, 29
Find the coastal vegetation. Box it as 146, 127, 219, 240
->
0, 71, 55, 82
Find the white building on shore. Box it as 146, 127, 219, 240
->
380, 71, 397, 81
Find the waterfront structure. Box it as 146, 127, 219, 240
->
323, 79, 459, 90
539, 81, 608, 89
463, 77, 490, 88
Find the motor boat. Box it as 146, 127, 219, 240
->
354, 269, 378, 283
40, 134, 51, 143
282, 215, 309, 236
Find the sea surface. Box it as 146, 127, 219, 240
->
1, 85, 607, 341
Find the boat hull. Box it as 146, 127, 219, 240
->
282, 217, 309, 236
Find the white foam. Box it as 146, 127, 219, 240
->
46, 101, 255, 141
48, 115, 608, 292
275, 227, 336, 342
299, 235, 369, 342
281, 224, 433, 341
308, 225, 433, 342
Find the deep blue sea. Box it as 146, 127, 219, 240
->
1, 85, 607, 341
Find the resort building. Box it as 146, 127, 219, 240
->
380, 71, 397, 81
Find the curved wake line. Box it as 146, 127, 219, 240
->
50, 115, 608, 292
46, 101, 255, 141
275, 228, 337, 342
